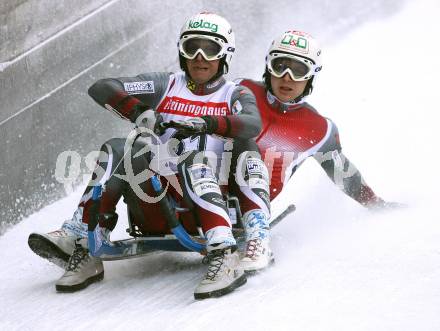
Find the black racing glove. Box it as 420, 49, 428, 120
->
159, 117, 208, 138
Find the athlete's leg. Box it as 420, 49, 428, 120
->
178, 151, 246, 298
230, 139, 273, 272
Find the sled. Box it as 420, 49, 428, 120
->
88, 177, 295, 261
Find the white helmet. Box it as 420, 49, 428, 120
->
265, 30, 322, 100
178, 12, 235, 75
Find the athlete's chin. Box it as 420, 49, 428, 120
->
190, 72, 211, 84
276, 91, 294, 103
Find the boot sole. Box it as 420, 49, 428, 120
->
28, 233, 71, 268
244, 256, 275, 276
194, 273, 247, 300
56, 271, 104, 293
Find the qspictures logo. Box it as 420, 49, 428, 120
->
188, 19, 218, 33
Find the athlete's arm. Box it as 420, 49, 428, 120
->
201, 85, 261, 139
88, 72, 173, 122
313, 120, 385, 208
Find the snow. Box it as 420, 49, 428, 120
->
1, 0, 440, 330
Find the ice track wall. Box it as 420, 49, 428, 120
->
0, 0, 201, 232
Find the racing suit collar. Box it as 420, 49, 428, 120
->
266, 90, 306, 113
185, 75, 226, 96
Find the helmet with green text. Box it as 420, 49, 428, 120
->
264, 30, 322, 103
178, 12, 236, 79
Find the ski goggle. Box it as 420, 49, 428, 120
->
179, 34, 227, 61
267, 52, 314, 81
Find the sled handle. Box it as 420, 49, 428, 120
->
88, 185, 104, 255
151, 175, 206, 253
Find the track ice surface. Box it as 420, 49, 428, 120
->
1, 1, 440, 330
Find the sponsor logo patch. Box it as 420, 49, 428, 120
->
189, 164, 216, 182
194, 182, 221, 196
280, 33, 309, 54
206, 79, 222, 89
247, 159, 264, 176
186, 80, 196, 91
188, 19, 218, 33
232, 100, 242, 114
157, 96, 230, 117
124, 81, 155, 95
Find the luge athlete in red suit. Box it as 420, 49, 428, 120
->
235, 30, 399, 273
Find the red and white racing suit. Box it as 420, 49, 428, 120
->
237, 79, 384, 206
